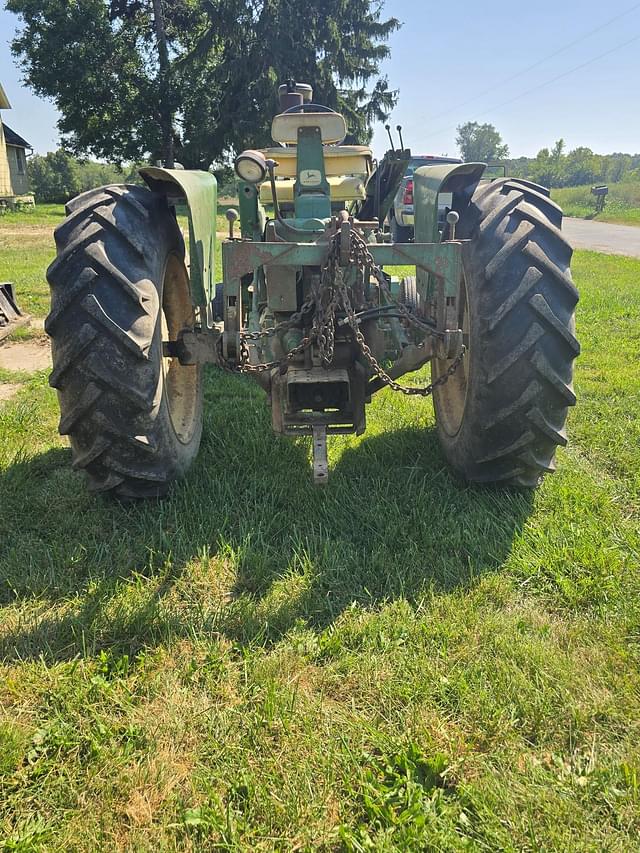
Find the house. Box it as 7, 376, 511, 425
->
0, 82, 33, 205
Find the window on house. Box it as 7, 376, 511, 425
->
16, 148, 26, 175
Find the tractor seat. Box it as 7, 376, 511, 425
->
258, 146, 373, 179
260, 175, 367, 205
271, 111, 348, 145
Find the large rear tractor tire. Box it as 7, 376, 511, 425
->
432, 179, 580, 487
46, 184, 203, 498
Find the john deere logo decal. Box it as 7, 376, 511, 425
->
299, 169, 322, 186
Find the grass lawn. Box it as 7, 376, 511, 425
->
0, 205, 66, 319
552, 182, 640, 226
1, 209, 640, 849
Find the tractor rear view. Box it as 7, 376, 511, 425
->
46, 82, 579, 497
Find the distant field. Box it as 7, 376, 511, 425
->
2, 207, 640, 849
552, 182, 640, 226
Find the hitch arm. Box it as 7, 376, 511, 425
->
163, 328, 222, 365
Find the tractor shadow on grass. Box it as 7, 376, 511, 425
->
0, 372, 534, 661
224, 423, 536, 643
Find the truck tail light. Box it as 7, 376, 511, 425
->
403, 179, 413, 205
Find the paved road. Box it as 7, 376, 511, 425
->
563, 218, 640, 258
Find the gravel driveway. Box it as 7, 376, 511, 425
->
562, 218, 640, 258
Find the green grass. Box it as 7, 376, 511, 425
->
552, 182, 640, 226
1, 219, 640, 849
0, 204, 67, 228
0, 206, 64, 318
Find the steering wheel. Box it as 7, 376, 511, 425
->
282, 103, 337, 114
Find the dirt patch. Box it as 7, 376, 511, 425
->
0, 383, 21, 404
0, 339, 52, 372
0, 225, 57, 237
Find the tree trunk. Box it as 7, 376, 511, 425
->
151, 0, 174, 167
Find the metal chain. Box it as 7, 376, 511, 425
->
349, 229, 443, 337
229, 293, 316, 374
333, 229, 466, 397
314, 238, 342, 367
337, 269, 466, 397
226, 225, 465, 394
238, 332, 313, 374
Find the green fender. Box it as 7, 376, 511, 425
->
413, 162, 486, 244
140, 166, 217, 306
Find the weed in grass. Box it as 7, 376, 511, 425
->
338, 742, 455, 850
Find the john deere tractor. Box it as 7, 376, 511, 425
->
46, 82, 579, 497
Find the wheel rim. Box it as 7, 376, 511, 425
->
433, 272, 470, 437
161, 254, 199, 444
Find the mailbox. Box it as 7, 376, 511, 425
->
591, 185, 608, 212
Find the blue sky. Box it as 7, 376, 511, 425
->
1, 0, 639, 160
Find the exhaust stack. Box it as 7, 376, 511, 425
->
278, 81, 313, 112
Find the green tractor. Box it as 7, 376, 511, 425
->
46, 82, 579, 497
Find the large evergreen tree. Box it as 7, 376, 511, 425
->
7, 0, 399, 168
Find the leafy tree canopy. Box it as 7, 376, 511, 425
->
7, 0, 399, 168
507, 142, 640, 189
27, 151, 138, 203
506, 141, 640, 189
455, 121, 509, 163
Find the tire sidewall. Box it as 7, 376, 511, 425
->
149, 206, 204, 479
432, 244, 491, 475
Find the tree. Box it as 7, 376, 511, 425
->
505, 156, 530, 179
564, 147, 601, 187
177, 0, 399, 159
531, 139, 567, 188
455, 122, 509, 162
7, 0, 399, 168
28, 151, 126, 202
605, 153, 632, 183
494, 143, 640, 188
28, 151, 80, 203
530, 148, 554, 187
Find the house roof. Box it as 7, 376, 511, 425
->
0, 84, 10, 110
2, 123, 32, 150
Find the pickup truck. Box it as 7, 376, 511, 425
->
389, 154, 463, 243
